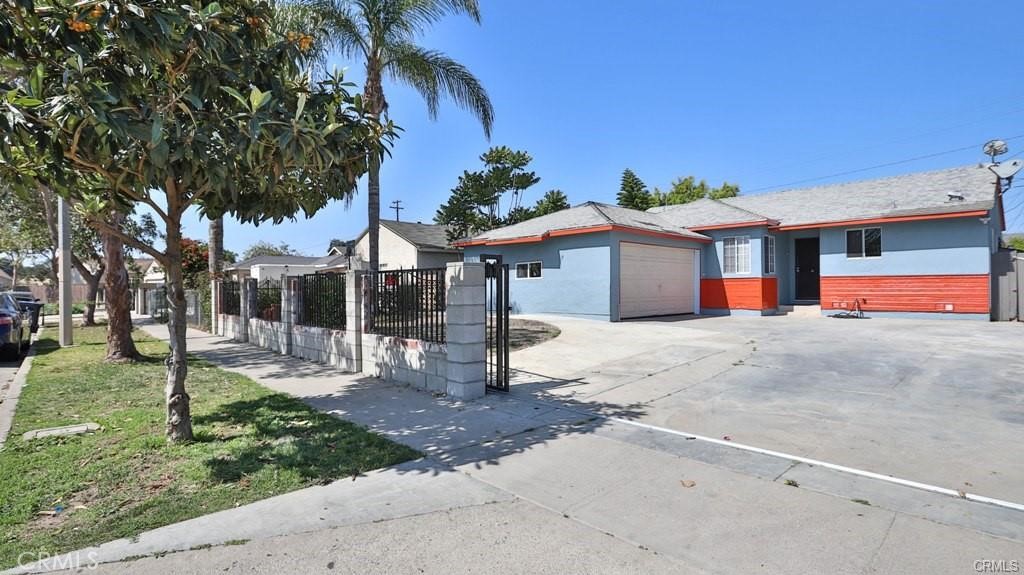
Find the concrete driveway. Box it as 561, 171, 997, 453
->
510, 313, 1024, 503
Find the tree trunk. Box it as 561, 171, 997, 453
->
208, 216, 223, 332
365, 153, 380, 331
364, 61, 385, 330
81, 272, 102, 326
209, 217, 223, 274
104, 212, 138, 362
164, 194, 193, 442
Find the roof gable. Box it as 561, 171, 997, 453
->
459, 202, 710, 245
226, 255, 321, 270
354, 220, 458, 252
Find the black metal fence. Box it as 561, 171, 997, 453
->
147, 287, 168, 322
255, 279, 282, 322
370, 268, 446, 343
185, 290, 203, 328
483, 258, 510, 392
220, 281, 241, 316
298, 273, 346, 330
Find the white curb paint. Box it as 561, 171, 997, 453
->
608, 417, 1024, 513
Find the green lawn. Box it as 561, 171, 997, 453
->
0, 325, 419, 568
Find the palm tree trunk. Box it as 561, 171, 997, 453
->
364, 62, 385, 330
208, 216, 223, 332
104, 211, 138, 362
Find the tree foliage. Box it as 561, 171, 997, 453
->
1, 0, 393, 441
435, 147, 573, 241
533, 190, 571, 217
181, 238, 209, 289
650, 177, 740, 206
616, 169, 651, 211
241, 240, 303, 260
295, 0, 493, 294
1008, 236, 1024, 251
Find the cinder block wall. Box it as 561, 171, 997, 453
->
217, 313, 244, 341
248, 318, 289, 354
361, 335, 448, 394
292, 325, 359, 372
214, 264, 487, 400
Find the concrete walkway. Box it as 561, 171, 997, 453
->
13, 320, 1022, 574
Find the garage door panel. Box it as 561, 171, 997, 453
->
619, 243, 696, 318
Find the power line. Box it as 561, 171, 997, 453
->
730, 99, 1024, 182
746, 134, 1024, 194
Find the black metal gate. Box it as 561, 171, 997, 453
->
482, 255, 510, 392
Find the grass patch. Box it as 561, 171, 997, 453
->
0, 325, 419, 569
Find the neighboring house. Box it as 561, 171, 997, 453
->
0, 268, 11, 289
352, 220, 461, 270
459, 164, 1008, 321
225, 255, 324, 282
131, 258, 163, 289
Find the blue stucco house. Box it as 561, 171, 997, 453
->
459, 164, 1012, 321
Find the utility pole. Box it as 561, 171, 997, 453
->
389, 200, 404, 221
57, 197, 73, 346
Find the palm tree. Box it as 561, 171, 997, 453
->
208, 216, 223, 331
299, 0, 494, 316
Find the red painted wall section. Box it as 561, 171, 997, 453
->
701, 278, 778, 311
820, 275, 989, 314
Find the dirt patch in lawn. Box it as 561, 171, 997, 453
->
508, 319, 560, 352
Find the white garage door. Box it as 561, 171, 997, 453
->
619, 242, 696, 319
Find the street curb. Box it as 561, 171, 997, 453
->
0, 330, 41, 449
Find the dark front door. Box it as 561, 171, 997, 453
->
794, 238, 820, 301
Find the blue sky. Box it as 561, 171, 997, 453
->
173, 0, 1024, 256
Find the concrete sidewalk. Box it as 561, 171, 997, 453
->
17, 321, 1021, 574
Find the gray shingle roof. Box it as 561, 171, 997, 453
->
462, 202, 710, 243
311, 253, 349, 267
653, 164, 998, 228
225, 255, 321, 270
381, 220, 457, 251
651, 198, 772, 228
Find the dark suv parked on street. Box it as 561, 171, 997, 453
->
0, 293, 31, 360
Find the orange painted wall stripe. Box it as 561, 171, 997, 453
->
701, 277, 777, 310
820, 274, 989, 314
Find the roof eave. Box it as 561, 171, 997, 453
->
455, 224, 711, 247
776, 209, 991, 231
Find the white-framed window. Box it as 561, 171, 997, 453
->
846, 227, 882, 258
515, 261, 542, 279
723, 236, 751, 274
763, 235, 776, 275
